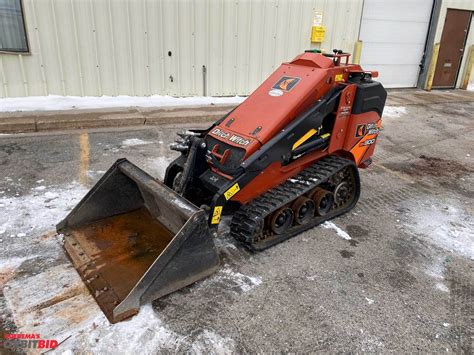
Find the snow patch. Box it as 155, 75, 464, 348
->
383, 106, 407, 118
0, 94, 246, 112
436, 283, 449, 292
0, 256, 33, 272
321, 221, 351, 240
365, 297, 375, 305
146, 156, 174, 180
53, 304, 235, 354
198, 267, 262, 293
0, 183, 88, 239
220, 268, 263, 292
403, 199, 473, 260
121, 138, 153, 147
190, 329, 236, 354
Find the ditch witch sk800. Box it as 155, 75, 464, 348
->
57, 50, 387, 323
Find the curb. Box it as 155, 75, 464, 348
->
0, 104, 236, 133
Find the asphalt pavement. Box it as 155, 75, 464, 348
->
0, 90, 472, 353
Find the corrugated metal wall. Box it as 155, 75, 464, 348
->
0, 0, 363, 98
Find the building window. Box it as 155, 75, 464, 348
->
0, 0, 29, 53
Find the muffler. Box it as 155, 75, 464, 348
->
57, 159, 219, 323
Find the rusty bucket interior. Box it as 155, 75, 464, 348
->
57, 159, 219, 323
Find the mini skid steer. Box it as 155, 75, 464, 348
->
57, 50, 387, 322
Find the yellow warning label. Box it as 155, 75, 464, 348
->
335, 74, 344, 82
311, 25, 326, 43
224, 183, 240, 200
211, 206, 223, 224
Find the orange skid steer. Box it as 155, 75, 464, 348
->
57, 50, 386, 323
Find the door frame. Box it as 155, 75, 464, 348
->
417, 0, 442, 88
432, 9, 473, 89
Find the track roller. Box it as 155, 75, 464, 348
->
309, 187, 334, 216
292, 196, 315, 225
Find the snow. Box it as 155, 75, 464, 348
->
404, 199, 473, 260
321, 221, 351, 240
145, 156, 174, 180
121, 138, 153, 147
190, 329, 236, 354
0, 94, 246, 112
219, 268, 263, 292
50, 304, 236, 354
0, 183, 88, 238
197, 267, 263, 294
383, 106, 407, 118
436, 283, 449, 292
0, 256, 35, 273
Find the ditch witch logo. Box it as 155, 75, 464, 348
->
1, 333, 58, 351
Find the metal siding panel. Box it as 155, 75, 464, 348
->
163, 1, 179, 95
128, 0, 149, 96
53, 0, 82, 95
221, 0, 237, 95
207, 1, 221, 95
17, 0, 46, 96
146, 0, 165, 94
92, 0, 116, 96
193, 0, 208, 96
235, 0, 250, 94
246, 0, 265, 92
74, 0, 101, 96
177, 0, 194, 96
1, 0, 364, 97
31, 0, 62, 95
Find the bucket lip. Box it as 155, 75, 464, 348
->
112, 208, 213, 319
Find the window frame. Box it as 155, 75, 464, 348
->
0, 0, 30, 55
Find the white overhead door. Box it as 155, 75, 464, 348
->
359, 0, 433, 88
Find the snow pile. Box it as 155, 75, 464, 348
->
0, 95, 246, 112
121, 138, 153, 147
404, 199, 473, 260
383, 106, 407, 118
321, 221, 351, 240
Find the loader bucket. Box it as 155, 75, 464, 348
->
57, 159, 219, 323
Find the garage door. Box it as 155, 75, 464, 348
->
359, 0, 433, 88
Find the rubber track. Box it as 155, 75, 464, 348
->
230, 155, 358, 250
